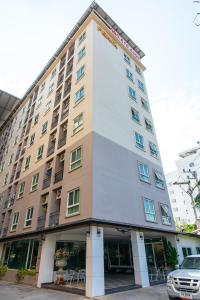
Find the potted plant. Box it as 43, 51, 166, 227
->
54, 249, 70, 285
0, 265, 7, 279
163, 238, 178, 273
16, 268, 36, 284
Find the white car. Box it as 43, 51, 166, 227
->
167, 255, 200, 299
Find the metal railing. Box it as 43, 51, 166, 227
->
57, 135, 67, 149
54, 169, 64, 183
49, 211, 59, 227
42, 177, 51, 189
37, 216, 46, 230
47, 144, 55, 157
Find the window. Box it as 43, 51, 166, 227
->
25, 207, 34, 227
51, 69, 56, 80
77, 47, 86, 61
141, 97, 149, 111
48, 83, 54, 95
67, 188, 80, 216
135, 132, 144, 150
135, 65, 141, 75
160, 204, 171, 225
14, 136, 18, 145
75, 87, 85, 104
73, 113, 83, 134
9, 154, 13, 165
182, 247, 192, 258
76, 66, 85, 81
30, 133, 35, 145
4, 173, 9, 185
172, 198, 176, 203
37, 96, 42, 107
31, 173, 39, 192
18, 182, 25, 198
11, 212, 19, 231
173, 207, 178, 212
145, 118, 153, 132
19, 120, 22, 128
40, 82, 45, 93
124, 53, 130, 64
45, 101, 51, 114
196, 247, 200, 254
70, 147, 81, 171
189, 162, 194, 167
138, 79, 145, 92
0, 162, 5, 172
138, 162, 150, 183
34, 114, 39, 125
154, 170, 165, 189
41, 121, 48, 135
128, 86, 136, 100
149, 142, 159, 158
37, 145, 44, 160
131, 108, 140, 123
126, 69, 133, 81
24, 155, 31, 170
144, 198, 156, 222
78, 32, 86, 45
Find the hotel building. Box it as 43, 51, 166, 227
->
0, 2, 199, 297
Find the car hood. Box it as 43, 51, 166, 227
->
170, 269, 200, 279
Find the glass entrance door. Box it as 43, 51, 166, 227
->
145, 241, 165, 270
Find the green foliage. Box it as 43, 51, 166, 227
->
195, 193, 200, 208
0, 265, 7, 277
163, 238, 178, 269
16, 269, 36, 281
176, 223, 197, 233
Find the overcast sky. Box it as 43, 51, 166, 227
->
0, 0, 200, 173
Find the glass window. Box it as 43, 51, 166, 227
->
76, 66, 85, 81
11, 212, 19, 231
24, 155, 31, 170
145, 118, 153, 132
149, 142, 159, 158
126, 69, 133, 81
41, 122, 48, 135
70, 147, 81, 171
128, 86, 136, 100
135, 64, 141, 75
30, 133, 35, 145
160, 204, 171, 225
182, 248, 192, 258
48, 83, 54, 95
138, 162, 150, 183
31, 173, 39, 192
77, 47, 86, 61
135, 132, 144, 150
67, 188, 80, 216
78, 32, 86, 45
75, 87, 85, 104
144, 198, 156, 222
124, 53, 130, 64
40, 82, 45, 93
138, 79, 145, 92
45, 101, 51, 113
154, 170, 165, 189
73, 113, 83, 134
18, 182, 25, 198
25, 207, 34, 227
37, 145, 44, 160
34, 114, 39, 125
51, 69, 56, 80
141, 97, 149, 111
131, 108, 140, 123
196, 247, 200, 254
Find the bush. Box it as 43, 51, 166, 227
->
0, 265, 7, 278
16, 269, 36, 282
163, 238, 178, 269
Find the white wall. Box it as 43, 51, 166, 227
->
177, 235, 200, 263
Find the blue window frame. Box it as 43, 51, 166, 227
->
128, 86, 136, 100
138, 162, 150, 183
135, 132, 144, 150
75, 87, 85, 104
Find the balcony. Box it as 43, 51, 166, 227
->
66, 66, 73, 77
58, 135, 67, 149
63, 85, 71, 98
59, 59, 66, 70
61, 107, 69, 121
51, 116, 59, 130
54, 93, 61, 107
49, 211, 59, 227
54, 169, 64, 183
47, 144, 55, 157
37, 216, 46, 230
57, 75, 64, 88
21, 147, 26, 156
68, 48, 74, 60
15, 170, 21, 180
42, 176, 51, 189
3, 200, 8, 209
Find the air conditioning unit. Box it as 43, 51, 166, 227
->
56, 189, 62, 200
63, 124, 67, 132
59, 153, 65, 162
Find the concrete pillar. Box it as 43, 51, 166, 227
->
0, 243, 4, 263
131, 231, 150, 287
86, 225, 105, 297
37, 234, 57, 287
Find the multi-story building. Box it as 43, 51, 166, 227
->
0, 90, 20, 127
166, 147, 200, 225
0, 2, 199, 297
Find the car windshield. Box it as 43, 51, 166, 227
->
180, 257, 200, 270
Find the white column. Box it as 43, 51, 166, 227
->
131, 231, 150, 287
0, 243, 4, 263
37, 234, 57, 287
86, 225, 105, 297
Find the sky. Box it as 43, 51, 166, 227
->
0, 0, 200, 173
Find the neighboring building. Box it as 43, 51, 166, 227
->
0, 2, 199, 297
166, 147, 200, 225
0, 90, 20, 128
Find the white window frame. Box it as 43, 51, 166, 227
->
18, 182, 25, 198
48, 83, 54, 95
145, 118, 153, 133
128, 86, 136, 100
154, 170, 165, 189
77, 47, 86, 61
67, 188, 80, 216
135, 132, 144, 150
76, 65, 85, 81
78, 32, 86, 45
31, 173, 39, 192
73, 113, 83, 134
138, 79, 145, 92
70, 147, 82, 171
75, 86, 85, 104
34, 114, 39, 125
11, 212, 19, 231
45, 101, 51, 114
144, 198, 156, 222
41, 121, 48, 135
24, 207, 34, 227
149, 142, 159, 158
37, 145, 44, 161
24, 155, 31, 170
30, 133, 35, 146
160, 203, 171, 225
138, 162, 150, 183
126, 68, 133, 81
